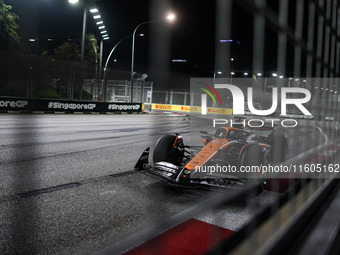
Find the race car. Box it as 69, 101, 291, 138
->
135, 121, 288, 191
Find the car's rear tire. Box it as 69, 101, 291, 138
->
240, 145, 270, 194
153, 134, 184, 165
268, 132, 288, 163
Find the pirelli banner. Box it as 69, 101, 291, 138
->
151, 103, 233, 115
0, 97, 142, 113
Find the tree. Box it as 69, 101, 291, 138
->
0, 0, 20, 50
85, 34, 99, 65
53, 34, 98, 64
54, 42, 81, 62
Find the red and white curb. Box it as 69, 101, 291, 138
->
123, 219, 234, 255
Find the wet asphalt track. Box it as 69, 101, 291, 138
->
0, 113, 329, 254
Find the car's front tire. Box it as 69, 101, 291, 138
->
153, 134, 184, 165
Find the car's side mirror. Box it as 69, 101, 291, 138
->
200, 130, 208, 134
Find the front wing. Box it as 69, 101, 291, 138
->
134, 148, 248, 190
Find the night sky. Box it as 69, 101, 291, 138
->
5, 0, 279, 89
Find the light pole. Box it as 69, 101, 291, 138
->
105, 35, 132, 73
102, 35, 132, 102
80, 7, 87, 61
231, 72, 235, 84
92, 41, 98, 98
68, 0, 87, 62
230, 57, 234, 84
130, 12, 176, 102
213, 71, 222, 85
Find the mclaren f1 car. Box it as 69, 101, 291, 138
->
135, 120, 288, 191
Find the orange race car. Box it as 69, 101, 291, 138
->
135, 121, 288, 191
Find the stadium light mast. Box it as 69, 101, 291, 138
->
68, 0, 109, 62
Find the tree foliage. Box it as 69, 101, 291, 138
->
53, 34, 99, 64
54, 42, 81, 62
0, 0, 20, 50
85, 34, 99, 65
